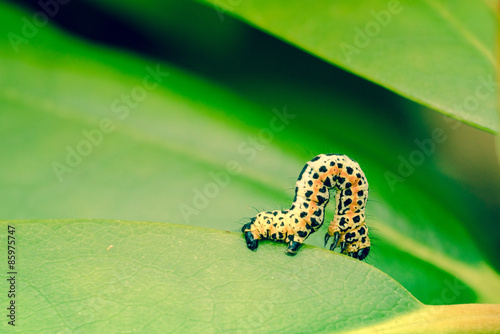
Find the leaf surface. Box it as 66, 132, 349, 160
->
2, 220, 499, 333
193, 0, 498, 132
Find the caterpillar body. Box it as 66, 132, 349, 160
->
242, 153, 370, 260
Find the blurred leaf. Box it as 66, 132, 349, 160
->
195, 0, 498, 133
1, 219, 499, 333
84, 0, 246, 68
0, 0, 499, 309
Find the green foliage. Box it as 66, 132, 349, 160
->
2, 220, 499, 333
0, 220, 422, 333
196, 0, 498, 133
1, 0, 499, 332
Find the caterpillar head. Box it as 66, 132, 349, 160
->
241, 218, 259, 251
343, 226, 370, 260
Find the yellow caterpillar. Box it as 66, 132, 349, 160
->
242, 154, 370, 259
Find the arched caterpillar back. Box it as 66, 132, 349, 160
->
242, 153, 370, 260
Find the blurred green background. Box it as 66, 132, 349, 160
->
1, 0, 499, 306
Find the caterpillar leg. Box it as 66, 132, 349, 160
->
324, 231, 340, 250
241, 223, 259, 251
324, 219, 370, 260
285, 240, 301, 256
324, 221, 341, 250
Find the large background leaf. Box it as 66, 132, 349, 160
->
1, 0, 499, 311
193, 0, 498, 132
2, 219, 500, 333
10, 0, 500, 217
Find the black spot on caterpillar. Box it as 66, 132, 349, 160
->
242, 153, 370, 260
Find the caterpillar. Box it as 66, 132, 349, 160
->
242, 153, 370, 260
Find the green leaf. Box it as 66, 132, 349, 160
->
1, 219, 499, 333
0, 0, 499, 310
192, 0, 498, 133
